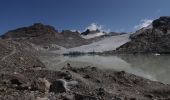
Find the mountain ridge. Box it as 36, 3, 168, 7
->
1, 23, 92, 49
114, 16, 170, 54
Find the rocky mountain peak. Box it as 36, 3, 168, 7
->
115, 16, 170, 54
29, 23, 56, 32
1, 23, 58, 39
32, 23, 45, 27
81, 29, 101, 35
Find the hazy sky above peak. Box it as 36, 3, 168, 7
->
0, 0, 170, 34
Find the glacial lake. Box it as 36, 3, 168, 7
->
41, 54, 170, 84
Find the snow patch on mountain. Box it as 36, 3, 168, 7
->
134, 19, 153, 30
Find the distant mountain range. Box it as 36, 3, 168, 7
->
0, 23, 126, 52
81, 29, 126, 39
1, 23, 91, 49
1, 16, 170, 54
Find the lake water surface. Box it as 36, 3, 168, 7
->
41, 54, 170, 84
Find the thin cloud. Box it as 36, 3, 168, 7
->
86, 23, 102, 31
134, 19, 153, 30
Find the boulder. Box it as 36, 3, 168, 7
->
49, 79, 68, 93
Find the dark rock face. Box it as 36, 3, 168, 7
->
81, 29, 101, 36
116, 17, 170, 54
81, 29, 91, 35
81, 29, 126, 36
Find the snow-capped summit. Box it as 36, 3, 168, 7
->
81, 22, 109, 39
81, 29, 106, 39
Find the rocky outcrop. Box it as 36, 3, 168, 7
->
116, 17, 170, 54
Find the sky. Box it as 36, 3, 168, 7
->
0, 0, 170, 34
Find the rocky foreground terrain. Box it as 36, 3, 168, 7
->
1, 60, 170, 99
0, 39, 169, 100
